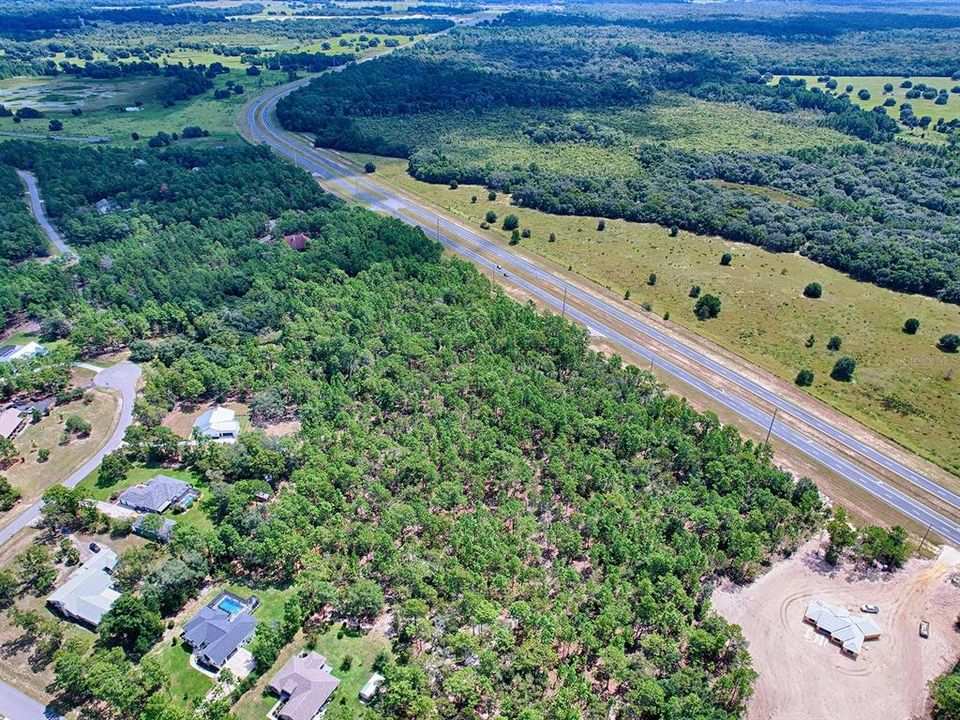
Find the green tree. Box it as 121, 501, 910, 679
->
502, 214, 519, 231
826, 336, 842, 351
795, 369, 814, 387
831, 356, 857, 381
15, 542, 55, 593
720, 252, 732, 266
938, 334, 960, 353
485, 210, 497, 224
694, 294, 721, 320
97, 450, 130, 488
825, 507, 856, 565
932, 672, 960, 720
98, 594, 163, 658
689, 285, 700, 298
803, 282, 822, 299
903, 318, 920, 334
341, 579, 384, 624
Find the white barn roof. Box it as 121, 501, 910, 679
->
193, 406, 240, 439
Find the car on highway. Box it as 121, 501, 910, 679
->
919, 620, 930, 638
861, 604, 879, 614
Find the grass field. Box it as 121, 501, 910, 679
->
0, 33, 418, 147
233, 622, 391, 720
6, 390, 120, 509
343, 152, 960, 477
347, 92, 851, 176
774, 75, 960, 137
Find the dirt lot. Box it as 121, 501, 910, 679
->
713, 540, 960, 720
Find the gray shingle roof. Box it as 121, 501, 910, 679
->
183, 606, 258, 669
117, 475, 196, 513
269, 652, 340, 720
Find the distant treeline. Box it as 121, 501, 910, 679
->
0, 5, 263, 39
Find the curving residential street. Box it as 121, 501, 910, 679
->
242, 79, 960, 547
16, 170, 79, 262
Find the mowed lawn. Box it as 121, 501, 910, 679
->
76, 463, 212, 532
148, 581, 293, 711
343, 152, 960, 479
6, 389, 121, 509
233, 622, 390, 720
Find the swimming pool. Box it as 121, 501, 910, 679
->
218, 597, 245, 615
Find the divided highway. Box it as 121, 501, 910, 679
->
243, 80, 960, 546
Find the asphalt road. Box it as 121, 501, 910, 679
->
244, 80, 960, 546
0, 361, 140, 545
16, 170, 78, 261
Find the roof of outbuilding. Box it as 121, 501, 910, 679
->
804, 598, 882, 656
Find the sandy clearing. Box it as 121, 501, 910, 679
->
713, 540, 960, 720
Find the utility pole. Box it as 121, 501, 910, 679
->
764, 407, 779, 445
917, 523, 933, 556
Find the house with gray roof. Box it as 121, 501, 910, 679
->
47, 547, 120, 627
182, 605, 258, 671
268, 651, 340, 720
804, 598, 882, 657
117, 475, 198, 514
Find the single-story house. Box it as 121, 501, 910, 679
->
13, 397, 55, 416
182, 603, 258, 671
359, 672, 385, 703
117, 475, 198, 514
193, 406, 240, 443
132, 514, 176, 543
804, 598, 882, 657
0, 342, 48, 363
0, 407, 25, 440
95, 198, 117, 215
47, 547, 120, 627
268, 651, 340, 720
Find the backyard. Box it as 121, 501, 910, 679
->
233, 621, 391, 720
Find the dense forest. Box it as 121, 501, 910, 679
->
277, 10, 960, 304
0, 140, 827, 720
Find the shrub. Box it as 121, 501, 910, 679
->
624, 289, 630, 300
939, 334, 960, 353
181, 126, 206, 139
831, 356, 857, 381
669, 226, 678, 237
689, 285, 701, 298
795, 369, 815, 387
470, 195, 477, 203
548, 232, 556, 243
803, 282, 822, 298
48, 119, 63, 131
448, 180, 458, 190
487, 191, 496, 201
805, 334, 815, 348
827, 336, 842, 351
502, 214, 519, 231
597, 219, 606, 231
364, 162, 376, 173
521, 228, 531, 238
694, 294, 721, 320
720, 252, 732, 266
647, 273, 657, 286
131, 132, 140, 141
509, 229, 520, 246
37, 448, 50, 463
485, 210, 497, 223
64, 415, 92, 438
903, 318, 920, 334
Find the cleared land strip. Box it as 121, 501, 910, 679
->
242, 81, 960, 545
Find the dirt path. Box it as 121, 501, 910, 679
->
713, 540, 960, 720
